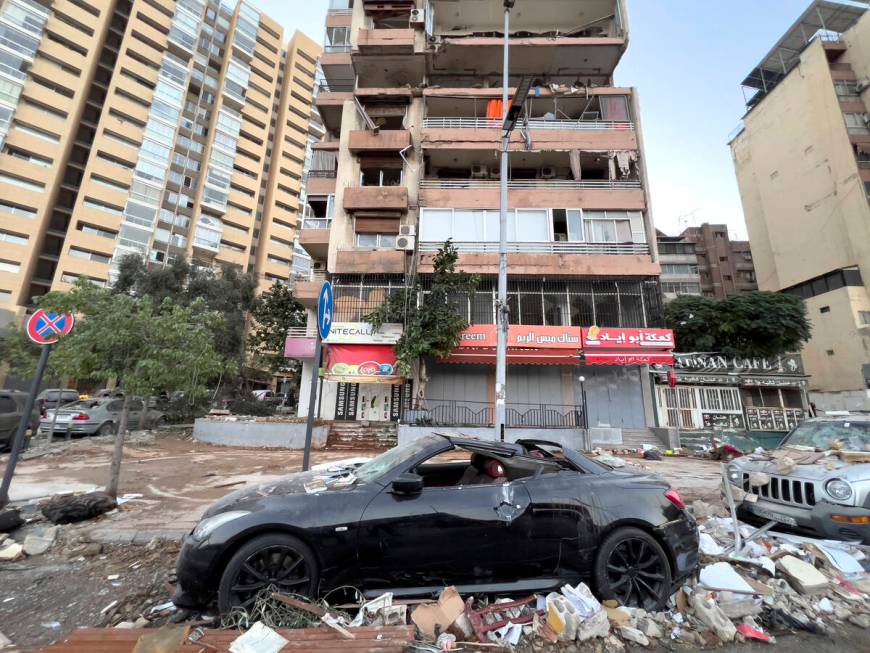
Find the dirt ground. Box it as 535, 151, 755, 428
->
1, 432, 866, 651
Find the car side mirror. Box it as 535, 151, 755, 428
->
392, 473, 423, 495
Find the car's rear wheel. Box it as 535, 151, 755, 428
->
217, 533, 318, 614
593, 526, 672, 611
97, 422, 116, 436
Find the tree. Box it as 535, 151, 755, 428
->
366, 240, 479, 403
666, 291, 812, 358
39, 282, 224, 498
248, 281, 306, 375
112, 253, 258, 394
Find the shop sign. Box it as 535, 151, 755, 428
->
702, 412, 746, 429
284, 337, 317, 359
581, 327, 675, 350
674, 353, 803, 376
585, 352, 675, 366
325, 344, 403, 384
458, 325, 584, 349
742, 376, 806, 388
325, 322, 403, 344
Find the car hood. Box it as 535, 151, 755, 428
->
733, 452, 870, 482
202, 468, 361, 518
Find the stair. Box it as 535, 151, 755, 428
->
621, 428, 668, 449
327, 421, 398, 450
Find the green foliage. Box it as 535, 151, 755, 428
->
0, 327, 65, 382
229, 394, 277, 417
365, 240, 479, 376
248, 281, 306, 374
665, 291, 812, 358
112, 253, 257, 384
38, 282, 225, 400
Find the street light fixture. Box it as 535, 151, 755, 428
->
494, 1, 529, 441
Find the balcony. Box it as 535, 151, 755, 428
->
343, 186, 409, 213
357, 28, 416, 55
299, 218, 331, 260
315, 81, 354, 133
294, 269, 328, 309
348, 129, 412, 152
336, 248, 406, 274
418, 241, 650, 256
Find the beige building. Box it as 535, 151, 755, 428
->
0, 0, 321, 326
730, 0, 870, 409
294, 0, 672, 441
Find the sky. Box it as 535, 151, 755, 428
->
256, 0, 815, 239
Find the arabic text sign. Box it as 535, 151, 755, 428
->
458, 325, 584, 350
581, 327, 675, 350
674, 353, 804, 376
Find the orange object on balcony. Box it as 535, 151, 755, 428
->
486, 99, 504, 119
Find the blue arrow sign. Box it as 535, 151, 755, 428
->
317, 281, 333, 340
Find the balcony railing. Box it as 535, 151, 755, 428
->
419, 241, 650, 256
287, 326, 317, 338
422, 117, 634, 131
317, 80, 355, 93
293, 269, 328, 284
420, 179, 642, 190
410, 400, 586, 429
301, 218, 332, 230
323, 44, 352, 53
327, 0, 353, 13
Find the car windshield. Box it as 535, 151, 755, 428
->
355, 438, 443, 483
60, 400, 101, 411
782, 421, 870, 452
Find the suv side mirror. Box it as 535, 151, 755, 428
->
392, 473, 423, 495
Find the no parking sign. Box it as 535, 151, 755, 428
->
26, 309, 75, 345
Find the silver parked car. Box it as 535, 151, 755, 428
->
38, 397, 165, 438
727, 416, 870, 544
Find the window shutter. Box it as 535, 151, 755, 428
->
629, 212, 647, 243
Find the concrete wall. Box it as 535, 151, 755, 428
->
810, 389, 870, 413
193, 420, 329, 449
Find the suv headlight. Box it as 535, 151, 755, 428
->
825, 479, 853, 502
726, 465, 741, 485
191, 510, 250, 542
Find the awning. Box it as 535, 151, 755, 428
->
445, 348, 582, 365
585, 352, 675, 366
324, 344, 404, 384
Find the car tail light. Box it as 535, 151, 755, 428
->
72, 412, 90, 421
664, 488, 686, 510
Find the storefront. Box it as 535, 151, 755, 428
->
651, 354, 809, 437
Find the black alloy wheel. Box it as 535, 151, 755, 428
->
218, 533, 318, 613
594, 527, 672, 611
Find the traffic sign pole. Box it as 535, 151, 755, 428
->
0, 344, 50, 509
302, 281, 333, 472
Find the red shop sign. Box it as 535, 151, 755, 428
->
458, 325, 584, 350
325, 344, 403, 384
581, 327, 675, 350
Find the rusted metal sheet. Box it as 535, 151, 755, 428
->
39, 626, 416, 653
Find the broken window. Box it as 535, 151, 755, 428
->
359, 154, 404, 186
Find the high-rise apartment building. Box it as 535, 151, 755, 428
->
295, 0, 671, 439
656, 231, 702, 302
0, 0, 321, 325
730, 0, 870, 409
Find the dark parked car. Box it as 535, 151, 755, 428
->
36, 388, 80, 413
174, 435, 699, 613
0, 390, 40, 451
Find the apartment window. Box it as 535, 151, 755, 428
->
79, 224, 117, 240
0, 229, 27, 245
97, 153, 134, 170
658, 242, 695, 255
69, 247, 111, 264
421, 208, 549, 243
0, 201, 36, 218
267, 254, 290, 265
719, 256, 728, 262
834, 80, 859, 97
13, 122, 59, 143
356, 233, 397, 249
845, 113, 870, 135
0, 260, 21, 273
360, 164, 403, 187
0, 172, 43, 192
102, 130, 141, 149
661, 264, 700, 276
858, 311, 870, 326
0, 48, 28, 80
820, 306, 831, 314
90, 176, 130, 193
0, 289, 10, 302
661, 281, 702, 295
61, 273, 106, 287
83, 199, 124, 216
4, 146, 51, 167
723, 275, 732, 281
583, 211, 632, 243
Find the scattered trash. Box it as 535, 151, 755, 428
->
41, 491, 117, 524
777, 555, 829, 594
0, 540, 23, 561
736, 622, 775, 643
411, 586, 466, 639
22, 526, 58, 556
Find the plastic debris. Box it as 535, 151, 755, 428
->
229, 621, 289, 653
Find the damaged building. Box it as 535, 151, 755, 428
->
292, 0, 669, 447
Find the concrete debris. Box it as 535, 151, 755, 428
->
0, 631, 11, 650
617, 625, 649, 646
638, 616, 663, 639
848, 613, 870, 628
22, 526, 58, 556
0, 540, 23, 561
691, 593, 737, 642
777, 555, 829, 594
748, 471, 771, 487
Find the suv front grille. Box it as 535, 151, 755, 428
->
742, 473, 816, 507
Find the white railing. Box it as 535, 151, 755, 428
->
420, 179, 642, 190
422, 117, 634, 131
287, 326, 317, 338
301, 218, 332, 230
418, 241, 650, 256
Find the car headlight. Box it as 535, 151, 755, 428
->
191, 510, 250, 542
726, 465, 741, 485
825, 479, 853, 502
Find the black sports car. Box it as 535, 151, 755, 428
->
173, 435, 699, 613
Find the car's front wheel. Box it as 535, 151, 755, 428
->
217, 533, 318, 614
97, 422, 116, 436
593, 526, 672, 611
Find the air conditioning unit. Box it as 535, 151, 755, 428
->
488, 166, 500, 179
399, 224, 416, 237
409, 8, 425, 27
539, 166, 556, 179
857, 78, 870, 93
470, 164, 488, 179
312, 261, 326, 271
396, 235, 416, 251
